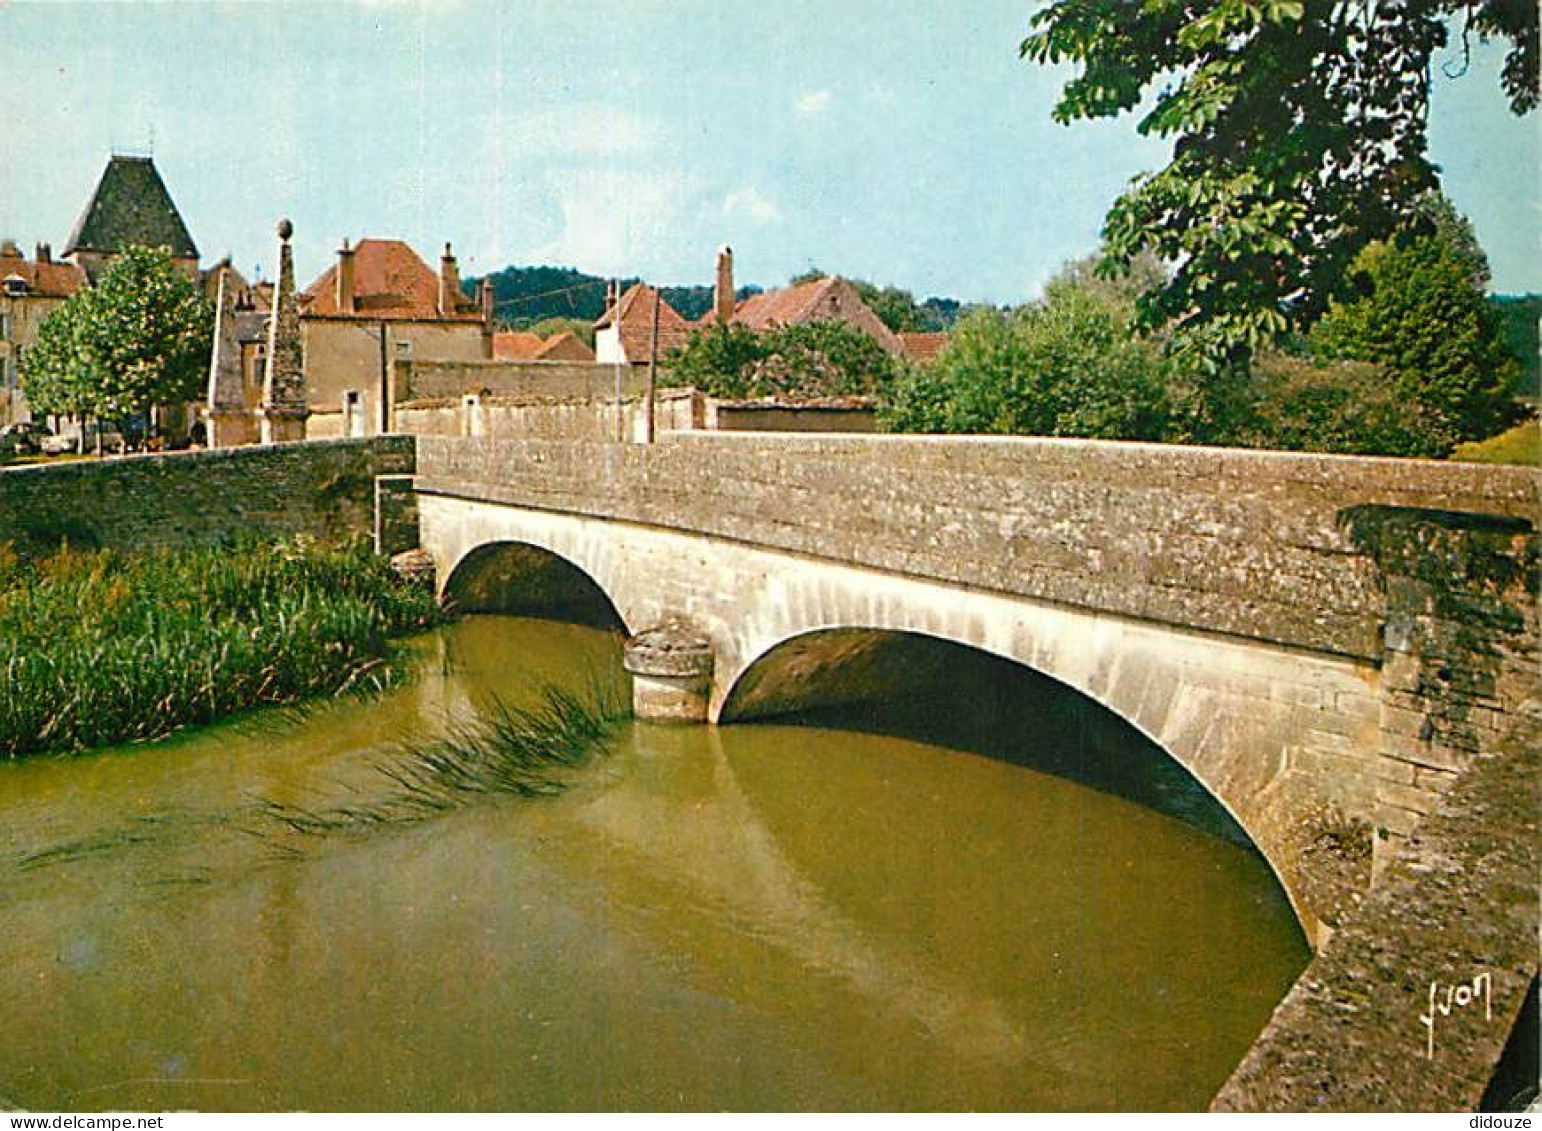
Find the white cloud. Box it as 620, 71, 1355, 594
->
723, 186, 781, 225
536, 168, 705, 278
796, 89, 833, 116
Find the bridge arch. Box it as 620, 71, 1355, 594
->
720, 624, 1290, 907
440, 539, 627, 628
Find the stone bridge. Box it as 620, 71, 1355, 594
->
406, 432, 1537, 953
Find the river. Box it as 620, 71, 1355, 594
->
0, 615, 1307, 1111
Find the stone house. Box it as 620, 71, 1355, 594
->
702, 247, 908, 358
297, 238, 493, 435
0, 242, 88, 425
594, 282, 694, 366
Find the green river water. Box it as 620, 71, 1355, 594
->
0, 615, 1307, 1111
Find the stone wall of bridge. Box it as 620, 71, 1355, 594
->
414, 432, 1536, 662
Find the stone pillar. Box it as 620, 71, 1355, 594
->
258, 218, 309, 444
203, 265, 256, 448
623, 623, 715, 723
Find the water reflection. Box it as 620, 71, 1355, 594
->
0, 616, 1306, 1110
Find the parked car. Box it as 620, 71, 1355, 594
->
0, 421, 53, 457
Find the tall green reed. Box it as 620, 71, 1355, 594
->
0, 536, 441, 758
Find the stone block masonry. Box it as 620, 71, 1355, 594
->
1212, 709, 1539, 1112
415, 432, 1538, 663
0, 436, 415, 555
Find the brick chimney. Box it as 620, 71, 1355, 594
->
35, 242, 51, 264
439, 243, 460, 317
478, 277, 494, 326
604, 279, 618, 316
336, 239, 356, 315
714, 245, 735, 325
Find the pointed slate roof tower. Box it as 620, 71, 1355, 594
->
63, 156, 199, 273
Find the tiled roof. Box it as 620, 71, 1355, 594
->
493, 331, 547, 360
596, 283, 693, 362
724, 275, 906, 356
64, 156, 199, 260
302, 239, 482, 322
0, 252, 87, 298
899, 331, 949, 365
729, 277, 834, 330
535, 331, 595, 362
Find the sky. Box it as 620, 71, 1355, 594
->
2, 0, 1537, 304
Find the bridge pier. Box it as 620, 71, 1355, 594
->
623, 623, 715, 723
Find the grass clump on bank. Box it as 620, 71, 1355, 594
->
0, 536, 441, 758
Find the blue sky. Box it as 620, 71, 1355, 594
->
2, 0, 1537, 302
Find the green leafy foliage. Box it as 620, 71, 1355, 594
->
1310, 206, 1520, 455
1022, 1, 1538, 362
1235, 353, 1433, 455
19, 300, 101, 420
882, 256, 1173, 439
0, 537, 441, 758
664, 321, 901, 400
22, 245, 212, 424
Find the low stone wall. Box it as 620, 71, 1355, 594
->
0, 436, 415, 554
1212, 709, 1540, 1112
414, 433, 1537, 663
394, 390, 700, 443
706, 401, 879, 433
392, 359, 646, 404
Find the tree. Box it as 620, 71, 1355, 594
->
663, 324, 767, 397
1236, 353, 1433, 455
1022, 1, 1538, 363
883, 255, 1173, 439
24, 245, 212, 436
20, 300, 105, 423
665, 321, 900, 400
1309, 201, 1520, 454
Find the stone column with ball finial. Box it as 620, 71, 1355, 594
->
258, 218, 309, 444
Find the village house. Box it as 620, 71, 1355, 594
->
0, 242, 88, 425
296, 238, 493, 435
593, 281, 694, 366
701, 247, 908, 358
493, 328, 595, 362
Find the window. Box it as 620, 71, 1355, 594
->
0, 311, 11, 341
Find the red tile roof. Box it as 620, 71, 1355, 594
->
720, 275, 906, 356
535, 331, 595, 362
595, 283, 693, 362
0, 253, 87, 299
900, 331, 949, 365
301, 239, 482, 322
728, 277, 833, 330
493, 331, 547, 360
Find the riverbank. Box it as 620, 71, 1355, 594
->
0, 537, 441, 758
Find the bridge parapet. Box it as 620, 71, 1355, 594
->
415, 433, 1536, 662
